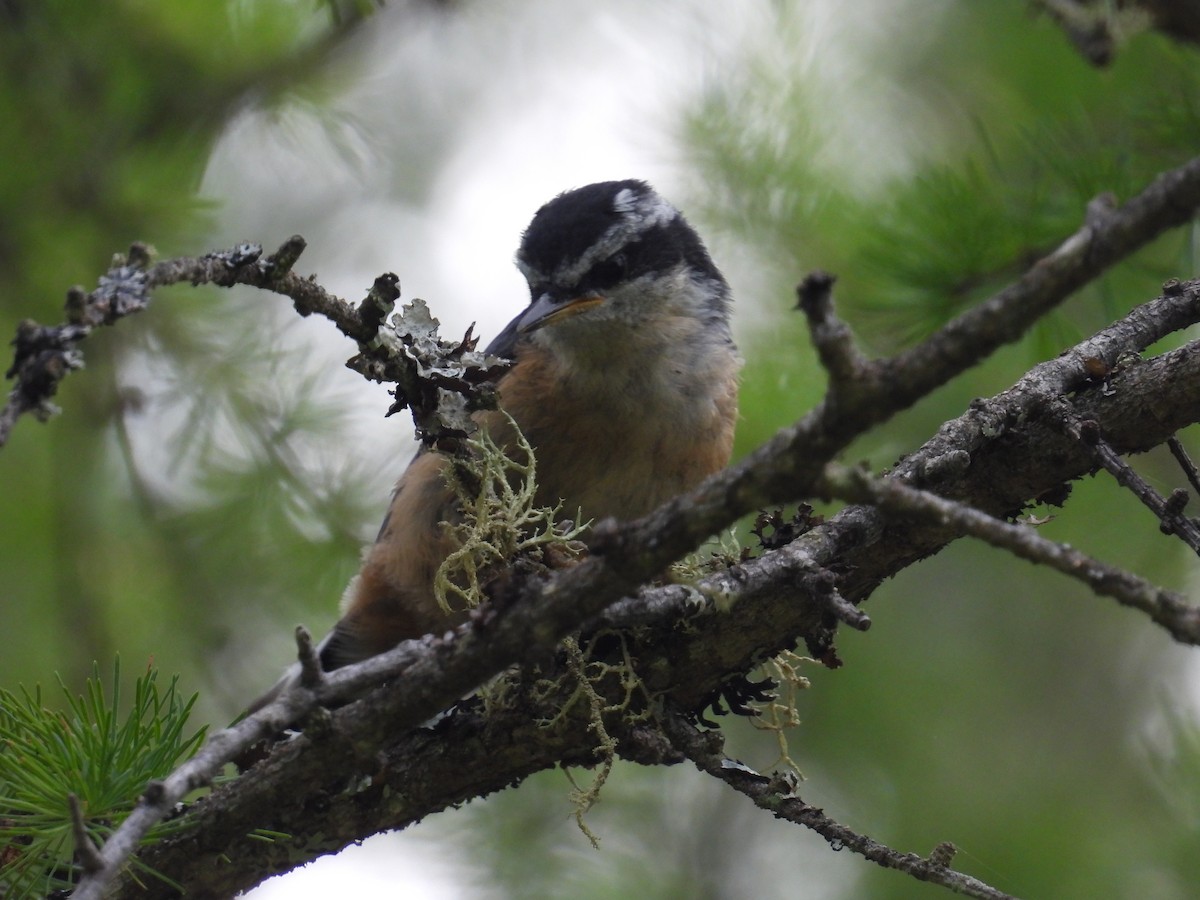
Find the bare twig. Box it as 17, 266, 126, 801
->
68, 793, 104, 876
1167, 436, 1200, 498
795, 270, 871, 394
1053, 405, 1200, 554
295, 626, 322, 690
824, 586, 871, 631
805, 562, 871, 631
820, 463, 1200, 644
660, 709, 1018, 900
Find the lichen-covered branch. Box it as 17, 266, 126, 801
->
1, 238, 508, 451
46, 153, 1200, 897
77, 281, 1200, 898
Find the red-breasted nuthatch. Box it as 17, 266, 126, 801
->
261, 180, 740, 695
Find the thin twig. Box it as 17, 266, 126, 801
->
68, 793, 105, 876
1054, 406, 1200, 554
795, 270, 871, 394
824, 587, 871, 631
1167, 436, 1200, 498
660, 709, 1018, 900
295, 626, 322, 690
820, 463, 1200, 644
805, 562, 871, 631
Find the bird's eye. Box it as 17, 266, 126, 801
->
585, 252, 629, 291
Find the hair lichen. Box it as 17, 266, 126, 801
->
434, 411, 589, 614
531, 631, 656, 848
749, 649, 813, 776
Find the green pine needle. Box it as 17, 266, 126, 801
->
0, 658, 205, 897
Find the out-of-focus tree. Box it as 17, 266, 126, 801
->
0, 0, 379, 705
5, 3, 1200, 900
677, 5, 1200, 899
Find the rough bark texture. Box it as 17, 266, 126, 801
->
118, 285, 1200, 899
29, 155, 1200, 900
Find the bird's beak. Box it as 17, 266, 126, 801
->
517, 291, 605, 334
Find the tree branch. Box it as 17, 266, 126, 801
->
80, 279, 1200, 898
1, 238, 508, 451
45, 153, 1200, 896
818, 461, 1200, 643
1168, 434, 1200, 495
659, 710, 1018, 900
1052, 400, 1200, 553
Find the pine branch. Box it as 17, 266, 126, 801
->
110, 292, 1200, 894
818, 462, 1200, 643
31, 153, 1200, 897
84, 284, 1200, 897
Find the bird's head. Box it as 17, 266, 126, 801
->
487, 180, 732, 361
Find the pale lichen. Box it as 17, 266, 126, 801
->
434, 412, 589, 614
533, 630, 655, 848
748, 649, 813, 776
668, 529, 744, 584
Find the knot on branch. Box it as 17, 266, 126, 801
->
262, 236, 303, 276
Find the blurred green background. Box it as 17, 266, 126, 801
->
3, 1, 1200, 897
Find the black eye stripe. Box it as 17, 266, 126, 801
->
517, 184, 727, 302
578, 255, 628, 293
518, 180, 650, 276
575, 219, 723, 294
579, 230, 663, 292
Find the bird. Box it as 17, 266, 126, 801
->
259, 179, 740, 699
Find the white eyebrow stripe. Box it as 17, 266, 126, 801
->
554, 191, 680, 286
612, 187, 639, 213
613, 188, 677, 227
